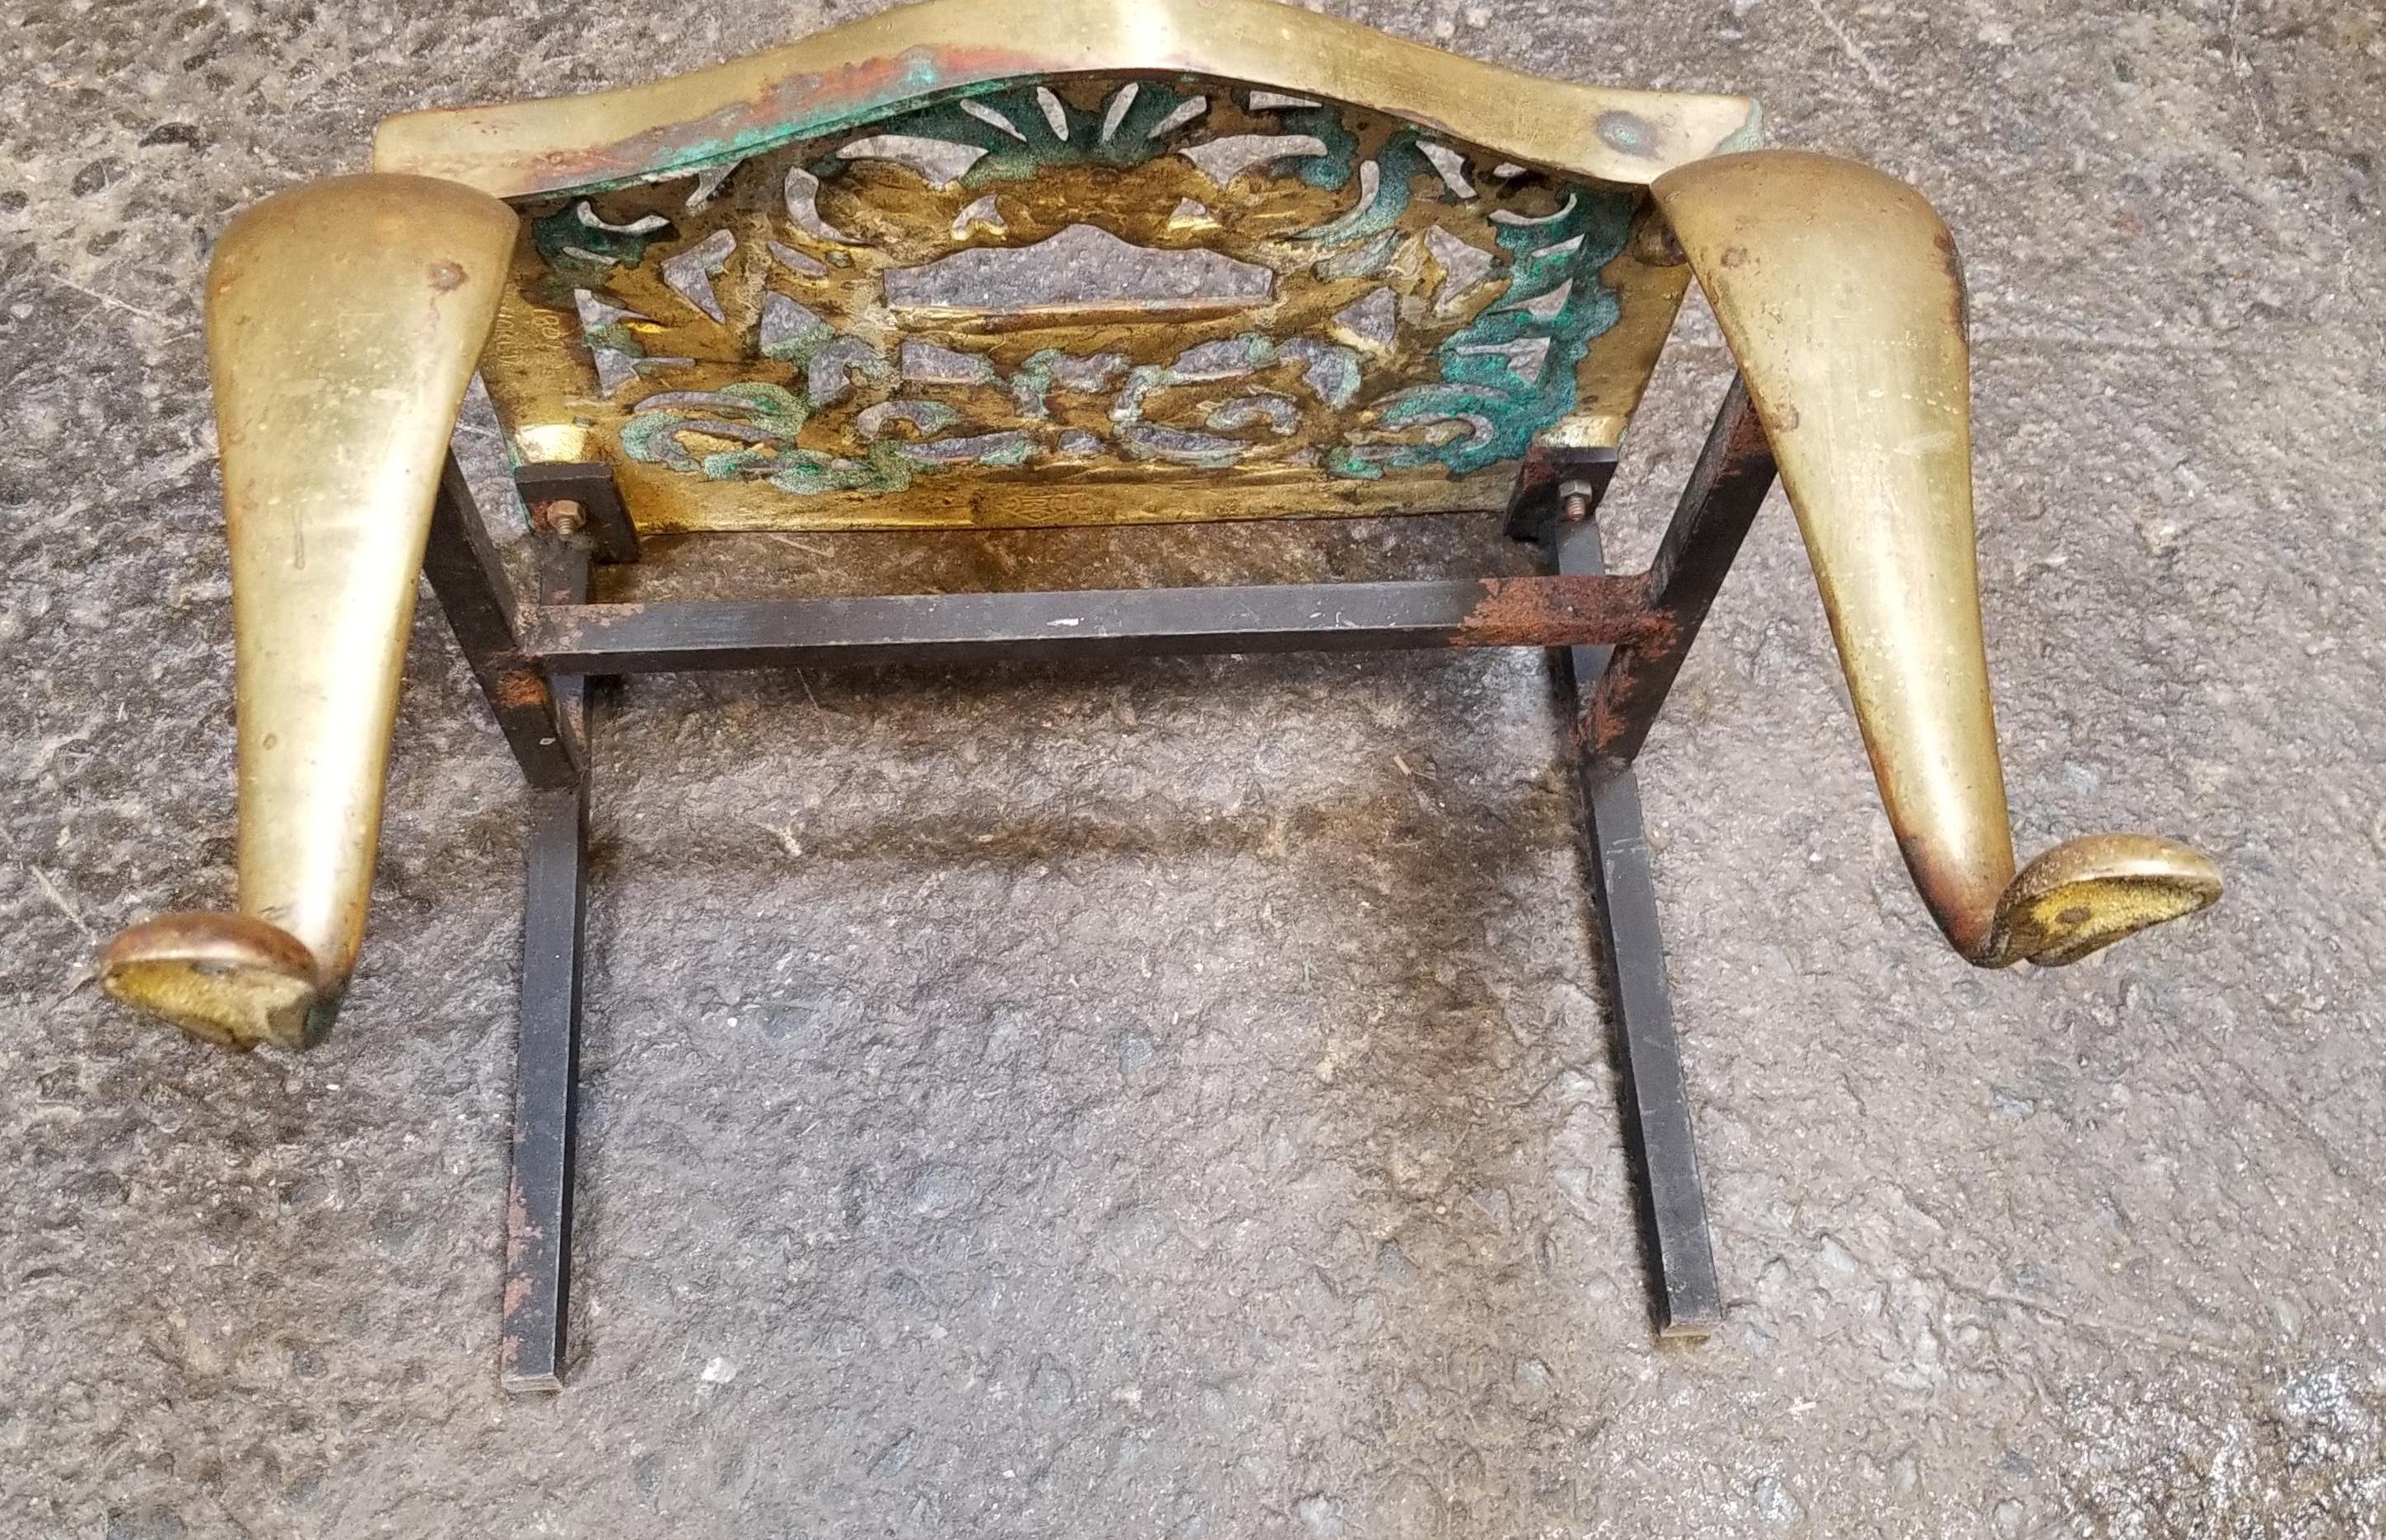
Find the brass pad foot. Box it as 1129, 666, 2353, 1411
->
100, 913, 334, 1052
1977, 835, 2222, 968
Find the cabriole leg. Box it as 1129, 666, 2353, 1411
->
100, 175, 518, 1049
1651, 150, 2220, 967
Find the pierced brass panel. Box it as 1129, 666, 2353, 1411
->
477, 77, 1697, 533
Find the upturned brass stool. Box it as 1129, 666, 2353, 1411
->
102, 0, 2220, 1388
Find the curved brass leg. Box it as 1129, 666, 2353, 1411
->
101, 175, 518, 1048
1651, 151, 2219, 966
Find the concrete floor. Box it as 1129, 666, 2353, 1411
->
6, 0, 2384, 1534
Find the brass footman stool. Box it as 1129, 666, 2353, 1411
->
102, 0, 2220, 1387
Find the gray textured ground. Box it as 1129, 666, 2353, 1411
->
6, 0, 2385, 1535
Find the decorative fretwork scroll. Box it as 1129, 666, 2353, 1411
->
480, 76, 1694, 531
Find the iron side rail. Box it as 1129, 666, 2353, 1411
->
521, 575, 1656, 674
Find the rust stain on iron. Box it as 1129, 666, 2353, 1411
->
1454, 575, 1655, 649
493, 662, 551, 712
1580, 640, 1682, 759
546, 601, 645, 643
506, 1168, 543, 1244
500, 1167, 538, 1374
1511, 459, 1562, 502
1506, 455, 1579, 516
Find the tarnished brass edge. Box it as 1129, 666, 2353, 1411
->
1980, 834, 2222, 968
102, 912, 329, 1052
371, 0, 1759, 198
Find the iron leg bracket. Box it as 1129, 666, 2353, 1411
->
422, 463, 601, 1391
502, 777, 589, 1390
1542, 380, 1773, 1340
424, 385, 1772, 1385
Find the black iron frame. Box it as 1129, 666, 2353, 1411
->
421, 381, 1776, 1391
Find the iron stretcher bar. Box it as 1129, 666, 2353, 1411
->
521, 575, 1657, 674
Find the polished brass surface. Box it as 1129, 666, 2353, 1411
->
467, 74, 1695, 533
98, 174, 518, 1048
1655, 149, 2218, 964
371, 0, 1759, 200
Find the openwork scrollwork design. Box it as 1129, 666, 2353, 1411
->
492, 77, 1647, 523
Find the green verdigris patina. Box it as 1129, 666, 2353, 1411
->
522, 76, 1640, 499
